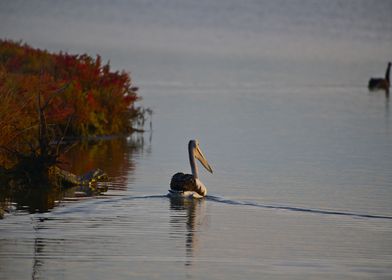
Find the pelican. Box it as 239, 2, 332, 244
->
169, 140, 213, 198
368, 62, 391, 94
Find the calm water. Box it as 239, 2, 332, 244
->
1, 1, 392, 279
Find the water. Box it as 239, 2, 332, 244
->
1, 0, 392, 279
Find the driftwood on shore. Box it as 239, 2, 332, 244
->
49, 166, 108, 187
0, 164, 108, 187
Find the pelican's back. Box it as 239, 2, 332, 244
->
170, 172, 196, 191
170, 172, 207, 196
368, 78, 389, 90
368, 62, 391, 91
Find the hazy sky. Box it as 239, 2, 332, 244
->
1, 0, 391, 85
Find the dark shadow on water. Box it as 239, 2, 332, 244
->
0, 135, 147, 216
6, 184, 64, 214
30, 220, 67, 279
169, 196, 207, 267
32, 238, 45, 280
57, 135, 146, 191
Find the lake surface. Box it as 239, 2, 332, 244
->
1, 0, 392, 279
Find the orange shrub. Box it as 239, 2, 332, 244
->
0, 39, 142, 167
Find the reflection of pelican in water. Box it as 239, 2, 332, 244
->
169, 140, 213, 198
169, 196, 207, 266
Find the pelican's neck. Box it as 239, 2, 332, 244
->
385, 63, 391, 83
189, 144, 199, 179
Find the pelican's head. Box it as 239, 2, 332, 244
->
189, 139, 213, 174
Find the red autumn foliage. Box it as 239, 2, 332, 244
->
0, 39, 143, 168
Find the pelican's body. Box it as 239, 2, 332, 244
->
368, 62, 391, 93
169, 140, 213, 198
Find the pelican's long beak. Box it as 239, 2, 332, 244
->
195, 144, 213, 174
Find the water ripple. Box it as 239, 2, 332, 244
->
46, 193, 392, 221
207, 195, 392, 220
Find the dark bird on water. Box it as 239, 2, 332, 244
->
169, 140, 213, 198
368, 62, 391, 95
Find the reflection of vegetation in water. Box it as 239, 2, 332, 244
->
0, 179, 64, 214
0, 135, 145, 217
58, 135, 145, 190
0, 178, 108, 215
4, 184, 62, 213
